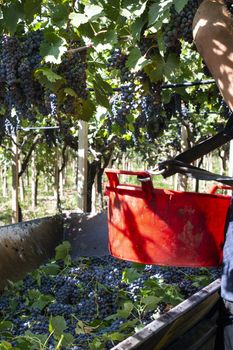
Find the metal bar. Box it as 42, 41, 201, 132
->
87, 80, 216, 93
161, 80, 215, 89
19, 126, 59, 131
162, 129, 233, 178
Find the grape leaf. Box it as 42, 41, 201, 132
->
122, 267, 141, 283
60, 333, 74, 347
126, 47, 151, 71
55, 241, 71, 261
32, 294, 54, 310
84, 5, 103, 21
78, 97, 96, 122
24, 0, 42, 23
174, 0, 189, 13
50, 3, 69, 26
92, 29, 117, 52
148, 1, 172, 29
92, 75, 112, 109
141, 296, 161, 311
103, 332, 126, 341
104, 0, 121, 21
69, 13, 89, 27
24, 330, 47, 345
117, 301, 134, 318
49, 316, 66, 338
0, 321, 13, 332
164, 53, 180, 79
34, 67, 64, 83
40, 32, 67, 64
2, 1, 24, 34
64, 88, 77, 98
144, 53, 165, 82
0, 341, 13, 349
131, 15, 147, 41
41, 263, 60, 276
89, 338, 104, 350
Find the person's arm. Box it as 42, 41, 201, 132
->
193, 0, 233, 109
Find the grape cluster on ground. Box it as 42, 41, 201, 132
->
0, 246, 221, 350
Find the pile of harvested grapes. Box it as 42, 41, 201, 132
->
0, 241, 221, 349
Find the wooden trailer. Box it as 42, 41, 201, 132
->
0, 212, 221, 350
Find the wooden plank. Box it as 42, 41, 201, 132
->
112, 279, 220, 350
77, 120, 88, 212
12, 132, 19, 223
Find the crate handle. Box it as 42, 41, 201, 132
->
209, 184, 233, 194
105, 169, 154, 200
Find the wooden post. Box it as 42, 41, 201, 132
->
18, 157, 24, 202
91, 176, 97, 213
31, 151, 37, 211
77, 120, 88, 212
178, 125, 189, 191
12, 132, 19, 223
54, 147, 60, 210
2, 162, 8, 198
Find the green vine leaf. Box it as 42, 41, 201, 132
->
49, 316, 66, 338
24, 0, 42, 24
40, 31, 67, 64
141, 296, 161, 311
122, 268, 141, 284
174, 0, 189, 13
126, 47, 151, 71
78, 97, 96, 122
34, 67, 64, 83
0, 341, 13, 349
117, 301, 134, 318
50, 3, 69, 26
131, 15, 147, 41
148, 1, 172, 29
2, 1, 24, 34
92, 74, 112, 109
55, 241, 71, 261
69, 13, 89, 28
41, 263, 60, 276
84, 5, 103, 21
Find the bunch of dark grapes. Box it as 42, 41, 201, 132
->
140, 95, 165, 142
107, 48, 127, 70
44, 90, 58, 116
163, 0, 200, 50
107, 48, 138, 149
138, 36, 158, 58
1, 35, 26, 123
58, 42, 88, 100
107, 48, 170, 147
0, 32, 89, 133
44, 128, 57, 147
0, 32, 46, 125
0, 116, 5, 144
18, 30, 44, 111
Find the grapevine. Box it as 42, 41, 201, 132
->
0, 31, 89, 141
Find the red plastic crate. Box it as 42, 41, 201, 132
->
105, 169, 232, 267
